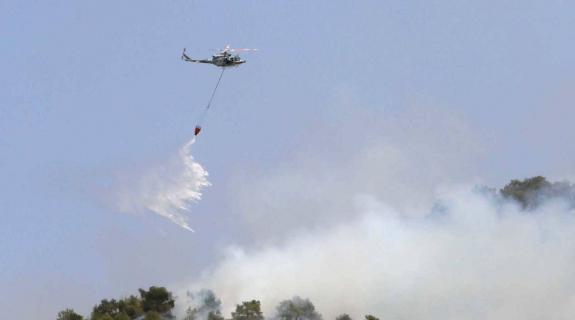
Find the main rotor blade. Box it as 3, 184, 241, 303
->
228, 48, 259, 52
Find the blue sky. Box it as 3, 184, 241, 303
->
2, 1, 575, 318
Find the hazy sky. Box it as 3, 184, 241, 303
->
2, 1, 575, 319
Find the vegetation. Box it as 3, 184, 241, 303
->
57, 309, 84, 320
500, 176, 575, 209
184, 289, 223, 320
85, 287, 173, 320
57, 288, 330, 320
335, 314, 351, 320
139, 286, 175, 316
275, 297, 322, 320
232, 300, 264, 320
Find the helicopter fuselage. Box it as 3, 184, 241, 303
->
181, 48, 249, 68
211, 53, 245, 67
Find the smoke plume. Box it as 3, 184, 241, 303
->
116, 138, 210, 231
186, 189, 575, 320
177, 106, 575, 320
182, 289, 223, 320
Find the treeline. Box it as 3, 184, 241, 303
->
57, 286, 175, 320
57, 287, 378, 320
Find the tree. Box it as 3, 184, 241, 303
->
184, 308, 198, 320
275, 297, 322, 320
118, 295, 144, 319
139, 286, 175, 317
185, 308, 225, 320
144, 311, 163, 320
184, 289, 223, 320
193, 290, 221, 314
232, 300, 264, 320
500, 176, 575, 209
500, 176, 551, 208
364, 315, 379, 320
57, 309, 84, 320
208, 311, 225, 320
335, 314, 352, 320
91, 295, 144, 320
91, 299, 120, 320
113, 313, 131, 320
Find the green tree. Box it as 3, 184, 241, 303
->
113, 313, 131, 320
144, 311, 163, 320
57, 308, 84, 320
275, 297, 321, 320
364, 315, 379, 320
208, 311, 225, 320
500, 176, 575, 209
91, 295, 144, 320
184, 308, 224, 320
184, 289, 223, 320
183, 307, 198, 320
335, 314, 352, 320
500, 176, 551, 208
232, 300, 264, 320
194, 290, 221, 313
92, 299, 120, 320
118, 295, 144, 319
139, 286, 175, 317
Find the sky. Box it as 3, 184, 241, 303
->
1, 1, 575, 319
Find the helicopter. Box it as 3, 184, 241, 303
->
181, 45, 257, 68
182, 45, 258, 136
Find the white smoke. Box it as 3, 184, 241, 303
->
116, 138, 210, 231
231, 106, 484, 241
175, 105, 575, 319
185, 190, 575, 320
181, 289, 223, 320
